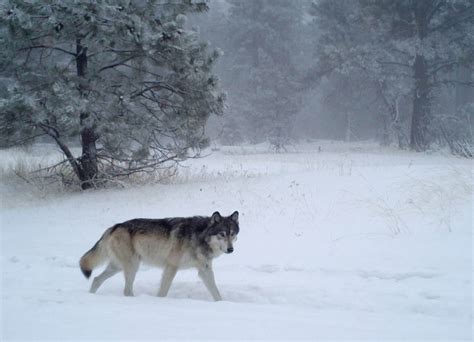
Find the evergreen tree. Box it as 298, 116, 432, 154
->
0, 0, 224, 189
226, 0, 306, 149
311, 0, 473, 151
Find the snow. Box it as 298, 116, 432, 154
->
1, 142, 472, 340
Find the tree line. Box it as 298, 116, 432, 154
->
1, 0, 473, 189
198, 0, 473, 154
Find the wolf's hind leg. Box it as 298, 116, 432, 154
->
90, 263, 121, 294
122, 257, 140, 296
108, 230, 139, 296
198, 265, 222, 301
157, 264, 178, 297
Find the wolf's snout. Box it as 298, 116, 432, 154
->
227, 247, 234, 253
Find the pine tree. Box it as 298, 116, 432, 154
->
311, 0, 474, 152
226, 0, 305, 149
0, 0, 224, 189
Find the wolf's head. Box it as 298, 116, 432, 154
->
205, 211, 239, 255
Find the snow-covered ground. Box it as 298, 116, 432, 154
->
1, 141, 472, 340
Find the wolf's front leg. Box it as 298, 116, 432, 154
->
158, 264, 178, 297
198, 264, 222, 301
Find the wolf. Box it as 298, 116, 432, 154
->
79, 211, 239, 301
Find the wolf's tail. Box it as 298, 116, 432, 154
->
79, 227, 114, 279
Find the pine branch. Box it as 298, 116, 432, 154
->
20, 45, 76, 56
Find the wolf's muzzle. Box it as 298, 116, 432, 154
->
226, 247, 234, 253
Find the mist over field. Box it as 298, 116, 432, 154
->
1, 0, 473, 341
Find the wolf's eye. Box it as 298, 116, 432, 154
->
219, 232, 226, 238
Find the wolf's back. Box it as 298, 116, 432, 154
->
79, 227, 114, 278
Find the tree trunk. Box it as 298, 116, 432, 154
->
76, 38, 98, 189
380, 114, 390, 146
345, 111, 352, 142
410, 54, 431, 151
410, 2, 432, 152
80, 124, 98, 189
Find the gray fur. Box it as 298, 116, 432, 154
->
79, 211, 239, 301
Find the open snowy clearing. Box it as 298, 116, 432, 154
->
1, 142, 472, 340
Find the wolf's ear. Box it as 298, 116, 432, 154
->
230, 211, 239, 223
211, 211, 222, 224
